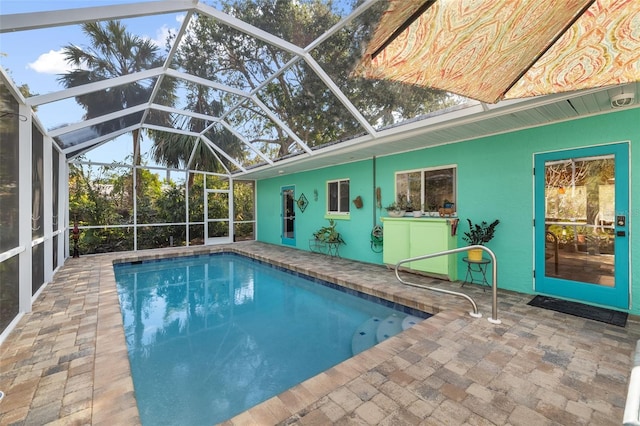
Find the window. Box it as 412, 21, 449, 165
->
327, 179, 350, 214
396, 166, 456, 211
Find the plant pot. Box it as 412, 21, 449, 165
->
412, 210, 422, 217
467, 248, 483, 262
387, 210, 405, 218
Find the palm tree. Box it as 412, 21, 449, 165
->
149, 84, 244, 185
58, 21, 174, 193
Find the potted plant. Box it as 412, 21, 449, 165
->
462, 218, 500, 261
313, 219, 346, 245
385, 202, 405, 218
576, 225, 588, 245
403, 197, 414, 213
404, 199, 422, 217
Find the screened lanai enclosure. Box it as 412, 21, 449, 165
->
1, 0, 639, 338
0, 0, 471, 335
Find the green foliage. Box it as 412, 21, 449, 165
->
385, 195, 413, 212
69, 165, 256, 253
58, 20, 176, 170
233, 180, 256, 240
156, 182, 186, 223
171, 0, 454, 167
462, 219, 500, 246
313, 219, 346, 244
385, 202, 403, 212
188, 173, 205, 222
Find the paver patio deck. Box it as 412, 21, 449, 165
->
1, 241, 638, 425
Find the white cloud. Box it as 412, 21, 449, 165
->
150, 24, 173, 48
29, 13, 189, 73
27, 49, 80, 74
148, 15, 186, 49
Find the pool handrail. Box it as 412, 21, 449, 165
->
623, 340, 640, 426
394, 245, 501, 324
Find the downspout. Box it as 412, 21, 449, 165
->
372, 156, 377, 226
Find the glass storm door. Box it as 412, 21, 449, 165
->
535, 143, 629, 308
205, 189, 232, 244
282, 186, 296, 246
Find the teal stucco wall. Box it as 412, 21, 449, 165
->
256, 160, 383, 264
256, 108, 640, 313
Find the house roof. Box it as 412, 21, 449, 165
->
1, 0, 637, 180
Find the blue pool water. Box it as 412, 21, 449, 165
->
113, 253, 429, 425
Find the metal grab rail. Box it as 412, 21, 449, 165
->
624, 340, 640, 426
394, 245, 501, 324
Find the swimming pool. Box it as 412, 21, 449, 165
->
113, 253, 429, 425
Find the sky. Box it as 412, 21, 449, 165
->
0, 0, 186, 165
0, 0, 359, 166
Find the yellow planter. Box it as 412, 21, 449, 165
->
467, 248, 483, 262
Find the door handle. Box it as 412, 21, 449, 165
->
616, 231, 626, 237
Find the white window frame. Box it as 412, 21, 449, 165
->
395, 165, 457, 211
326, 178, 350, 215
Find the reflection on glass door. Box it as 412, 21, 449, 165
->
282, 186, 295, 246
535, 144, 629, 308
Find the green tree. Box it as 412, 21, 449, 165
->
175, 0, 453, 163
187, 173, 205, 244
149, 52, 245, 175
233, 180, 255, 240
68, 162, 132, 253
177, 0, 336, 161
69, 161, 176, 253
58, 21, 176, 194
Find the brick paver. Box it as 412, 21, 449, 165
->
1, 241, 639, 425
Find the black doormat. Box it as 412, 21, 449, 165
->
527, 295, 628, 327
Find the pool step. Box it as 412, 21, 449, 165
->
376, 315, 403, 342
351, 317, 381, 355
401, 315, 422, 330
351, 314, 423, 355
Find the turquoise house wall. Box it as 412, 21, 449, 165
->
257, 160, 384, 264
256, 108, 640, 313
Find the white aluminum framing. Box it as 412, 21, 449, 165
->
0, 1, 197, 33
2, 0, 381, 172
